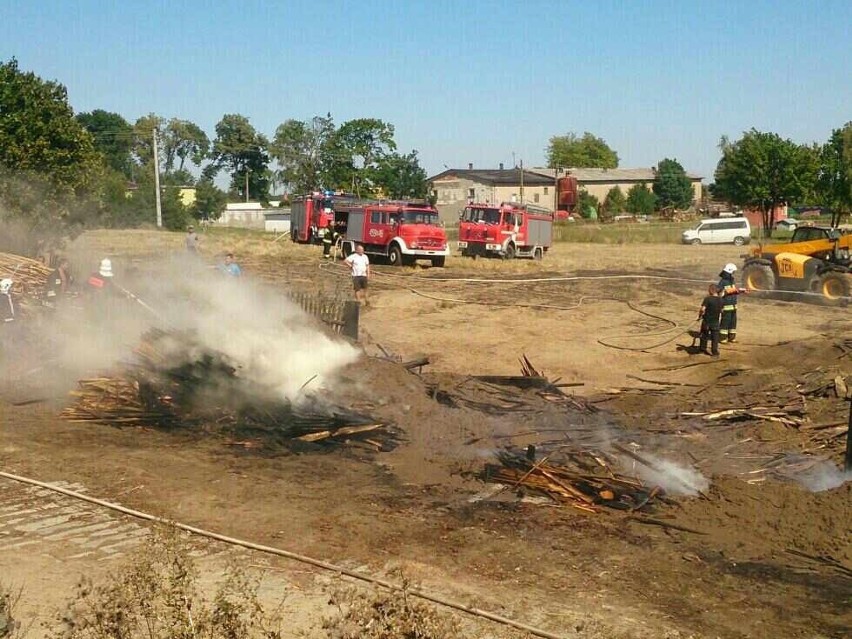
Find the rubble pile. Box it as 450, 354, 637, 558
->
61, 329, 396, 451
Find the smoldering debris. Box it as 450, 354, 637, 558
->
60, 329, 397, 451
483, 448, 672, 513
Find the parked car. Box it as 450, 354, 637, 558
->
682, 217, 751, 246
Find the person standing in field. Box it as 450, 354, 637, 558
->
185, 225, 200, 254
717, 263, 748, 343
44, 257, 72, 307
219, 252, 242, 277
344, 244, 370, 305
697, 283, 722, 357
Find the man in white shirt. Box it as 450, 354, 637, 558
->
344, 244, 370, 305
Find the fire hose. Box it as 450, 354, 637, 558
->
0, 470, 569, 639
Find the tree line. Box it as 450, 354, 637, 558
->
0, 58, 429, 245
546, 128, 852, 224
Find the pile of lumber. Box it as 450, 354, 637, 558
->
61, 330, 396, 451
485, 449, 667, 514
61, 377, 181, 427
0, 252, 52, 302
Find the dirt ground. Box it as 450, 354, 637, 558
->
1, 231, 850, 638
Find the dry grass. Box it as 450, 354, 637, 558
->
50, 527, 283, 639
69, 228, 745, 278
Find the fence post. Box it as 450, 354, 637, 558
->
342, 301, 360, 341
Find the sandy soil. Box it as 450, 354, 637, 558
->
1, 232, 850, 638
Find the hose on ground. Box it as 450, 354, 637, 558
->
0, 470, 568, 639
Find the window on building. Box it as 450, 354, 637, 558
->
534, 193, 540, 203
544, 187, 549, 195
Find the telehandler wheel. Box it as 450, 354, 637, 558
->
388, 244, 403, 266
819, 271, 852, 302
742, 263, 776, 291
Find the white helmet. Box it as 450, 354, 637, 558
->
0, 278, 12, 294
723, 263, 737, 274
99, 258, 114, 278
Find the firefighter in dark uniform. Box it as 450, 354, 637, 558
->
718, 263, 748, 343
44, 257, 72, 308
321, 225, 334, 258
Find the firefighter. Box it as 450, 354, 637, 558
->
321, 225, 333, 258
717, 263, 748, 343
44, 257, 72, 307
0, 279, 14, 325
697, 283, 722, 357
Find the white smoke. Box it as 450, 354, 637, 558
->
792, 461, 852, 492
626, 452, 710, 496
30, 253, 359, 401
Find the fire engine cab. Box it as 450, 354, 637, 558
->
335, 201, 449, 267
290, 191, 363, 244
458, 202, 553, 259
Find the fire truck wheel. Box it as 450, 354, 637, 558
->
533, 247, 543, 261
503, 244, 516, 260
388, 244, 403, 266
431, 256, 446, 268
341, 242, 352, 258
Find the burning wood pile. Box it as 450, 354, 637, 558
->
61, 329, 395, 451
0, 252, 52, 303
484, 448, 669, 514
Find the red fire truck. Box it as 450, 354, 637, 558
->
290, 191, 364, 244
457, 202, 553, 259
335, 201, 449, 267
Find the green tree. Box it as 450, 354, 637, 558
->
625, 182, 657, 215
162, 118, 210, 173
817, 122, 852, 223
0, 58, 102, 195
0, 59, 103, 251
653, 158, 694, 210
192, 178, 227, 221
270, 114, 336, 193
546, 132, 619, 169
714, 130, 817, 235
371, 150, 428, 199
131, 113, 165, 167
602, 186, 626, 215
76, 110, 135, 177
577, 190, 600, 219
333, 118, 396, 194
211, 114, 270, 201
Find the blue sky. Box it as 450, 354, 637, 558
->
2, 0, 850, 181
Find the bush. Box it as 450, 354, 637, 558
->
324, 575, 460, 639
51, 527, 282, 639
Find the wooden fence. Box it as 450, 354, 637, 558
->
286, 290, 360, 341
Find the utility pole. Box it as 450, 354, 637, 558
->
152, 128, 163, 228
519, 159, 524, 204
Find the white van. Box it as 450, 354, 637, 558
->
682, 218, 751, 246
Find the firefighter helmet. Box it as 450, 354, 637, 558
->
0, 278, 12, 294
